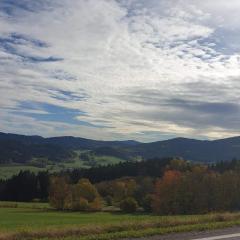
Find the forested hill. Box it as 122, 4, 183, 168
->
0, 132, 139, 149
1, 132, 240, 164
0, 132, 139, 164
130, 137, 240, 163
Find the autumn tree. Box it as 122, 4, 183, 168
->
70, 178, 102, 211
49, 177, 102, 211
152, 170, 182, 214
120, 197, 138, 213
166, 159, 191, 172
135, 177, 154, 212
49, 176, 70, 210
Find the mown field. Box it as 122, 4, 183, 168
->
1, 202, 240, 240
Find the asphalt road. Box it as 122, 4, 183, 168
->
125, 227, 240, 240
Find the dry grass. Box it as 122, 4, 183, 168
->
1, 212, 240, 240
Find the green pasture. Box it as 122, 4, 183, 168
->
1, 202, 240, 240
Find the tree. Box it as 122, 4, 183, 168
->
166, 159, 191, 172
120, 197, 138, 213
49, 176, 70, 210
112, 181, 126, 203
135, 177, 154, 211
141, 194, 153, 212
66, 178, 102, 211
152, 170, 181, 214
75, 179, 99, 202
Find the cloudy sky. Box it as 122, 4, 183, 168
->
0, 0, 240, 142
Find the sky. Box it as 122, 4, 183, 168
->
0, 0, 240, 142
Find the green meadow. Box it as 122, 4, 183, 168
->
0, 154, 124, 179
1, 202, 240, 240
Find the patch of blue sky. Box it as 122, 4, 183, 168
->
23, 56, 63, 63
10, 33, 49, 48
0, 32, 62, 63
0, 0, 53, 15
16, 101, 106, 128
51, 90, 88, 102
50, 70, 77, 81
198, 28, 240, 55
0, 33, 38, 47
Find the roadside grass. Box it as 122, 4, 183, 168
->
1, 202, 240, 240
77, 221, 240, 240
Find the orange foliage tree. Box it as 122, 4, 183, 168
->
152, 170, 182, 215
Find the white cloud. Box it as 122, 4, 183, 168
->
0, 0, 240, 141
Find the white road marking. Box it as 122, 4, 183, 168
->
192, 233, 240, 240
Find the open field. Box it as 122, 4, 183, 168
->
0, 164, 74, 179
0, 165, 44, 179
1, 202, 240, 240
0, 155, 125, 179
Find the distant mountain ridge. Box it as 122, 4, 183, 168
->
0, 132, 139, 164
130, 137, 240, 162
0, 132, 139, 149
1, 132, 240, 164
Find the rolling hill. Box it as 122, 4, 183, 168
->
0, 132, 139, 164
130, 137, 240, 163
1, 132, 240, 166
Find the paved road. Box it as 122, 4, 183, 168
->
125, 227, 240, 240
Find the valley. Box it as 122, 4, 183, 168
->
1, 132, 240, 179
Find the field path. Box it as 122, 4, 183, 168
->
124, 226, 240, 240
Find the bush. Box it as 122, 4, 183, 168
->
105, 195, 113, 206
120, 197, 138, 213
49, 176, 70, 210
89, 197, 102, 211
49, 177, 102, 212
141, 194, 152, 212
78, 198, 89, 211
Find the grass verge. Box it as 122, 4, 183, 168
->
1, 212, 240, 240
79, 221, 240, 240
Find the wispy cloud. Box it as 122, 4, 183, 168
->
0, 0, 240, 141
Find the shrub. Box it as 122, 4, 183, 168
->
120, 197, 138, 213
89, 197, 102, 211
78, 198, 89, 211
141, 194, 153, 212
105, 195, 113, 206
50, 177, 102, 212
75, 179, 99, 202
49, 176, 70, 210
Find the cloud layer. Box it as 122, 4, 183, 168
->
0, 0, 240, 141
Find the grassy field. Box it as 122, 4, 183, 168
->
1, 202, 240, 240
0, 164, 72, 179
0, 165, 43, 179
0, 150, 126, 179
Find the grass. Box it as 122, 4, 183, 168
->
1, 202, 240, 240
76, 221, 240, 240
0, 161, 90, 179
0, 165, 43, 179
93, 156, 125, 166
0, 201, 50, 210
0, 154, 125, 179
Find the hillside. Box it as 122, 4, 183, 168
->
0, 132, 138, 164
130, 137, 240, 163
0, 132, 138, 151
1, 132, 240, 167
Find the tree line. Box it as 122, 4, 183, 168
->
2, 158, 240, 215
0, 158, 170, 202
0, 171, 49, 202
